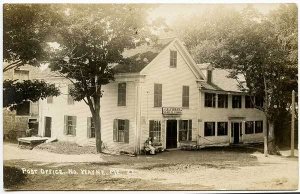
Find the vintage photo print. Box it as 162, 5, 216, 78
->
2, 1, 299, 191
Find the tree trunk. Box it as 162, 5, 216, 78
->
267, 121, 280, 155
94, 110, 102, 153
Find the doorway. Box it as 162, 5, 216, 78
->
232, 122, 241, 144
166, 120, 177, 149
44, 117, 52, 137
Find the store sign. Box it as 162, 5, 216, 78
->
162, 107, 182, 115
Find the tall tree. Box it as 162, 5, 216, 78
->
3, 4, 62, 108
49, 4, 156, 153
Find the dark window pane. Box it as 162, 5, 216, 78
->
245, 96, 254, 108
170, 51, 177, 67
245, 121, 254, 134
218, 94, 228, 108
204, 122, 215, 136
154, 84, 162, 107
182, 86, 189, 107
16, 101, 30, 115
232, 95, 242, 108
255, 121, 263, 133
118, 83, 126, 106
205, 93, 216, 107
217, 122, 228, 136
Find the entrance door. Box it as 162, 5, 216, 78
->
44, 117, 52, 137
232, 122, 240, 144
166, 120, 177, 149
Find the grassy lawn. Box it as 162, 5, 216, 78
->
3, 142, 298, 190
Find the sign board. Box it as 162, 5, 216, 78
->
162, 107, 182, 115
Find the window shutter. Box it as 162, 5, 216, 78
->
149, 120, 154, 137
72, 116, 77, 136
113, 119, 118, 142
64, 115, 68, 135
188, 120, 192, 141
124, 119, 129, 143
87, 117, 91, 138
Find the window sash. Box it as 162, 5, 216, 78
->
232, 95, 242, 108
217, 122, 228, 136
170, 51, 177, 67
67, 84, 75, 105
245, 121, 254, 134
149, 120, 161, 142
66, 116, 76, 135
245, 96, 254, 108
255, 121, 263, 133
205, 93, 216, 107
218, 94, 228, 108
204, 122, 215, 136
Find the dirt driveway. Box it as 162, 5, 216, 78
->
3, 143, 299, 190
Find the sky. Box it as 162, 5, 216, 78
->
148, 4, 281, 26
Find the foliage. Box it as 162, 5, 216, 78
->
3, 4, 63, 72
3, 79, 60, 110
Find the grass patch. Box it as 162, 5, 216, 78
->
3, 166, 27, 189
35, 141, 97, 155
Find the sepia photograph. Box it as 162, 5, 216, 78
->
2, 1, 299, 191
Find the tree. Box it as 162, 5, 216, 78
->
3, 79, 60, 109
49, 4, 156, 153
3, 4, 62, 108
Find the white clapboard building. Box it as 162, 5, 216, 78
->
38, 38, 266, 154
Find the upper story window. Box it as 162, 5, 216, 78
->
255, 96, 264, 108
64, 115, 76, 136
47, 96, 53, 104
232, 95, 242, 108
207, 70, 212, 83
170, 50, 177, 68
67, 84, 75, 105
154, 83, 162, 107
118, 83, 126, 106
16, 101, 30, 115
182, 86, 189, 108
14, 69, 29, 81
245, 96, 254, 108
205, 93, 216, 108
218, 94, 228, 108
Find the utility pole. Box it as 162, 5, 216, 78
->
291, 90, 295, 157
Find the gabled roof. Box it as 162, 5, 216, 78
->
113, 38, 175, 73
197, 63, 247, 93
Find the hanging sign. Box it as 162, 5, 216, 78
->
162, 107, 182, 115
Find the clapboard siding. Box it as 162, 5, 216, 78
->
139, 41, 199, 149
39, 80, 137, 153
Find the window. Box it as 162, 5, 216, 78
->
255, 96, 264, 108
47, 96, 53, 104
118, 83, 126, 106
170, 50, 177, 68
217, 122, 228, 136
87, 117, 96, 138
232, 95, 242, 108
245, 121, 254, 134
245, 96, 254, 108
16, 101, 30, 115
204, 122, 215, 136
67, 84, 74, 105
182, 86, 189, 108
205, 93, 216, 107
255, 121, 263, 133
179, 120, 192, 141
64, 116, 76, 136
113, 119, 129, 143
218, 94, 228, 108
149, 120, 161, 142
154, 83, 162, 107
14, 69, 29, 81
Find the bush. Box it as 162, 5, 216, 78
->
3, 166, 27, 189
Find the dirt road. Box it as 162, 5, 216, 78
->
3, 143, 299, 190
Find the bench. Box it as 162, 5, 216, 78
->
18, 137, 49, 149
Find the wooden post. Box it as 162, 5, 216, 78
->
291, 90, 295, 157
